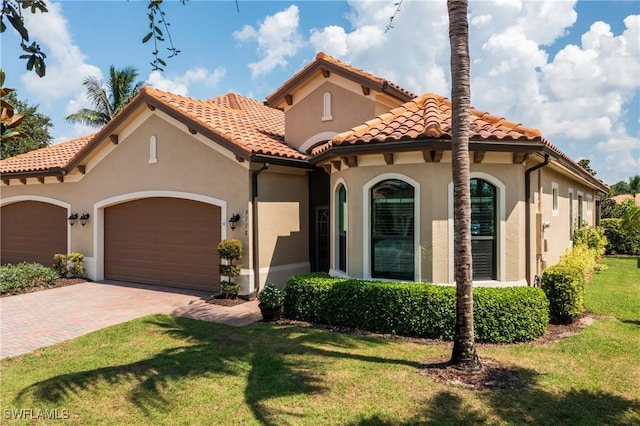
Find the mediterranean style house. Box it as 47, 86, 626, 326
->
0, 53, 607, 294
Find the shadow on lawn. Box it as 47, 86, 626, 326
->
14, 316, 639, 425
13, 315, 415, 424
352, 366, 639, 426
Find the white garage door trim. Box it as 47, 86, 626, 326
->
1, 195, 72, 255
91, 191, 227, 281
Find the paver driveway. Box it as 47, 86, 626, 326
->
0, 281, 261, 358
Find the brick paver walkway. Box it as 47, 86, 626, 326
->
0, 281, 262, 359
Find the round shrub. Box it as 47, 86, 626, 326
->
540, 264, 585, 324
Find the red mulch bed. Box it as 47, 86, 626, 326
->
206, 298, 248, 307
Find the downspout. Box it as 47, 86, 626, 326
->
251, 163, 269, 293
525, 154, 550, 286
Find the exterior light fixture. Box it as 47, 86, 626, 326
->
229, 213, 240, 230
80, 213, 90, 227
68, 213, 78, 226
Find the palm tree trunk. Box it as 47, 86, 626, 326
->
447, 0, 481, 369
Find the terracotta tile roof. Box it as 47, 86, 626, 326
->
327, 93, 542, 150
143, 87, 303, 160
1, 88, 306, 176
612, 193, 640, 206
313, 92, 608, 192
266, 52, 416, 107
0, 134, 94, 174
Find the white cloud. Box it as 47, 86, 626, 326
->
19, 1, 101, 104
303, 0, 638, 183
309, 0, 450, 95
233, 5, 303, 78
146, 67, 226, 96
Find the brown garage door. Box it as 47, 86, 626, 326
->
104, 197, 221, 291
1, 201, 67, 266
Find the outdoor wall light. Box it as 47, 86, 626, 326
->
68, 213, 78, 226
229, 213, 241, 230
80, 213, 90, 227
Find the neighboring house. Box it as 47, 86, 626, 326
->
611, 193, 640, 206
0, 53, 607, 293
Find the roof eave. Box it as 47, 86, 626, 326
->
0, 167, 66, 180
310, 138, 547, 164
266, 58, 413, 107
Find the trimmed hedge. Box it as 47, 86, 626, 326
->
540, 264, 584, 324
283, 274, 548, 343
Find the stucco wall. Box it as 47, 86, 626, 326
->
1, 113, 251, 279
284, 81, 377, 149
328, 154, 527, 285
538, 165, 598, 269
255, 167, 310, 285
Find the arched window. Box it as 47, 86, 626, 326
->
470, 178, 497, 280
322, 92, 333, 121
336, 184, 347, 272
371, 179, 414, 280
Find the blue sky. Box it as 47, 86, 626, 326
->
2, 0, 639, 185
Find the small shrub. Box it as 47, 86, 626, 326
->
284, 274, 548, 343
257, 284, 285, 308
572, 225, 607, 257
560, 245, 598, 279
0, 263, 59, 295
217, 239, 243, 299
53, 252, 84, 278
540, 264, 585, 324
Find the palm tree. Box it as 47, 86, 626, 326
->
628, 175, 640, 196
66, 66, 143, 127
447, 0, 481, 370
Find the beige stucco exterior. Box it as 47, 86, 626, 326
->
255, 166, 310, 287
1, 110, 311, 293
533, 164, 599, 273
282, 75, 407, 153
327, 152, 530, 285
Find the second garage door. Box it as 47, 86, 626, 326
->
1, 201, 67, 266
104, 197, 221, 291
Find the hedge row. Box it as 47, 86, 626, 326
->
283, 274, 548, 343
541, 225, 607, 324
601, 218, 640, 255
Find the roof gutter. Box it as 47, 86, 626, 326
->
251, 162, 269, 293
249, 154, 312, 169
525, 154, 550, 286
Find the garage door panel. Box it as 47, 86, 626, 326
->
1, 201, 67, 266
105, 197, 221, 291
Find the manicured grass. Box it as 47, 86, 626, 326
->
1, 258, 639, 425
586, 256, 640, 320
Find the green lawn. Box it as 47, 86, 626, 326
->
1, 257, 639, 425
